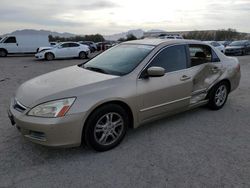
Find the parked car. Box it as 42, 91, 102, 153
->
225, 40, 250, 55
218, 41, 232, 47
8, 39, 240, 151
79, 41, 97, 52
159, 34, 183, 39
50, 42, 58, 47
0, 35, 50, 57
96, 41, 113, 51
205, 41, 225, 53
35, 42, 90, 60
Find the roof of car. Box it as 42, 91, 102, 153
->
123, 39, 204, 46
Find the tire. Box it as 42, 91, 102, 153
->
79, 51, 87, 59
83, 104, 129, 151
45, 52, 54, 61
208, 82, 229, 110
241, 49, 246, 56
0, 49, 7, 57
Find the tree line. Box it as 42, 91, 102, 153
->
48, 28, 249, 42
48, 34, 105, 42
183, 28, 249, 41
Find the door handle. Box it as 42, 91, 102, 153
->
180, 75, 191, 81
211, 67, 219, 73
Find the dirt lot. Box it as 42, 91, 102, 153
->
0, 54, 250, 188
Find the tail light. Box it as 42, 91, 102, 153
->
236, 63, 240, 72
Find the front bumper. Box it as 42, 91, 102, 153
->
8, 98, 85, 147
35, 53, 45, 59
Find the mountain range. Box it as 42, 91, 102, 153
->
0, 29, 166, 41
2, 29, 76, 38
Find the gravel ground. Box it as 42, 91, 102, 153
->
0, 54, 250, 188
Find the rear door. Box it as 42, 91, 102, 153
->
68, 43, 80, 57
187, 44, 224, 104
137, 44, 192, 122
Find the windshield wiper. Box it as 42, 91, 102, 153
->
84, 66, 108, 74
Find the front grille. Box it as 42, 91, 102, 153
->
13, 99, 27, 112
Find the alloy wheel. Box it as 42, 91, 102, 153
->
94, 112, 124, 146
214, 85, 227, 107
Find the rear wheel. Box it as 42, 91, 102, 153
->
208, 82, 229, 110
79, 51, 87, 59
45, 52, 54, 61
0, 49, 7, 57
83, 104, 129, 151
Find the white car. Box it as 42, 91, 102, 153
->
205, 41, 225, 53
35, 42, 90, 60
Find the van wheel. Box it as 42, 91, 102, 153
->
0, 49, 7, 57
208, 82, 229, 110
79, 51, 87, 59
45, 53, 54, 61
83, 104, 128, 151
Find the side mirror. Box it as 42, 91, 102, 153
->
147, 66, 165, 77
57, 46, 62, 49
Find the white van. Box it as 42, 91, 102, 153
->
0, 35, 50, 57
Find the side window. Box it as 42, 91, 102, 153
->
61, 43, 70, 48
211, 49, 220, 62
189, 44, 212, 66
4, 37, 16, 43
211, 42, 220, 47
69, 43, 79, 47
149, 45, 187, 72
188, 44, 220, 67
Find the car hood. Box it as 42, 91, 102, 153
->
15, 65, 118, 107
226, 46, 243, 49
37, 46, 53, 52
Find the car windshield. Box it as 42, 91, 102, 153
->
229, 41, 246, 46
82, 44, 154, 76
0, 37, 6, 43
53, 42, 63, 48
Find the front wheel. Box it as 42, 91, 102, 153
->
208, 82, 229, 110
79, 51, 87, 59
83, 104, 129, 151
0, 49, 7, 57
45, 52, 54, 61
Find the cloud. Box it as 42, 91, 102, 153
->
78, 1, 119, 10
0, 0, 249, 35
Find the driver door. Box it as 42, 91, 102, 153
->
3, 37, 20, 53
56, 43, 70, 58
137, 44, 192, 123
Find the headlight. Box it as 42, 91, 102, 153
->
28, 98, 76, 118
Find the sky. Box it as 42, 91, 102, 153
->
0, 0, 250, 35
